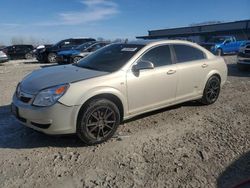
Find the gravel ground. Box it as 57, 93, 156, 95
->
0, 56, 249, 188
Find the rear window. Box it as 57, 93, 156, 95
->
173, 44, 206, 63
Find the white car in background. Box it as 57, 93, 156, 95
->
12, 40, 227, 145
0, 50, 8, 63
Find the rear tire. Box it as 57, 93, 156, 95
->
47, 53, 57, 63
201, 76, 221, 105
216, 48, 223, 56
77, 99, 120, 145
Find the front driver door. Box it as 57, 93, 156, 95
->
126, 45, 178, 115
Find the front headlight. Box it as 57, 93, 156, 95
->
33, 84, 69, 107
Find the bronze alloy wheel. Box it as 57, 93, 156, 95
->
77, 99, 120, 145
201, 76, 221, 105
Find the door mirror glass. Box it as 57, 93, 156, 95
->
132, 60, 154, 72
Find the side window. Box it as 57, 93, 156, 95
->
173, 44, 206, 63
140, 45, 172, 67
61, 40, 72, 48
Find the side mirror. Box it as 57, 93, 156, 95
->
132, 60, 154, 72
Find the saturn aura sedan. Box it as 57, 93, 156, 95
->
12, 40, 227, 145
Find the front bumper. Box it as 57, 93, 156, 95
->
0, 56, 8, 63
12, 94, 79, 135
237, 53, 250, 66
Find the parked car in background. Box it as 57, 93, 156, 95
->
12, 40, 227, 145
57, 41, 110, 64
201, 36, 248, 55
237, 42, 250, 71
36, 38, 96, 63
33, 44, 53, 61
3, 45, 34, 60
0, 50, 8, 63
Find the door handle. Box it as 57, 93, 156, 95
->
201, 64, 208, 68
167, 69, 176, 75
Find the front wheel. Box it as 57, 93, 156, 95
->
201, 76, 221, 105
77, 99, 120, 145
47, 53, 57, 63
72, 56, 82, 64
25, 53, 33, 59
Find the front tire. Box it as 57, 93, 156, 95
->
201, 76, 221, 105
25, 53, 33, 59
72, 56, 82, 64
47, 53, 57, 63
77, 99, 120, 145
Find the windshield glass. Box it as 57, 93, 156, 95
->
76, 41, 96, 51
208, 37, 227, 43
76, 43, 144, 72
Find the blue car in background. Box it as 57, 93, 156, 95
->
56, 41, 109, 64
201, 36, 248, 56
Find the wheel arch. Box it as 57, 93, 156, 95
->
76, 92, 125, 124
203, 70, 222, 89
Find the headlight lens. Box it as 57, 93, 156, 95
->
16, 83, 21, 97
33, 84, 69, 107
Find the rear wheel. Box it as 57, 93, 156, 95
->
201, 76, 221, 105
47, 53, 57, 63
216, 48, 223, 56
77, 99, 120, 145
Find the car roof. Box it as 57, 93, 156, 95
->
126, 39, 197, 46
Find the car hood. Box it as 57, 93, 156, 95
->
20, 65, 109, 95
58, 49, 80, 56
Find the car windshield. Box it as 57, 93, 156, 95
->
76, 41, 96, 51
207, 37, 227, 43
75, 43, 144, 72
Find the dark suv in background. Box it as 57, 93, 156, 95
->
36, 38, 96, 63
237, 42, 250, 71
3, 45, 34, 60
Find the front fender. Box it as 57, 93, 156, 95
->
74, 86, 128, 118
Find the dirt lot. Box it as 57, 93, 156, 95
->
0, 56, 249, 188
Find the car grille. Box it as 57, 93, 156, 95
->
245, 45, 250, 55
17, 91, 34, 104
20, 96, 32, 103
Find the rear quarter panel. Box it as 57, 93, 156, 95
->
203, 56, 227, 89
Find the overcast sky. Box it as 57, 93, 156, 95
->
0, 0, 249, 45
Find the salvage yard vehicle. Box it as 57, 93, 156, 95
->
57, 41, 110, 64
201, 36, 248, 56
12, 40, 227, 145
237, 42, 250, 70
3, 45, 34, 59
0, 50, 8, 63
36, 38, 96, 63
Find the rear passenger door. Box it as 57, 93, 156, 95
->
172, 44, 208, 102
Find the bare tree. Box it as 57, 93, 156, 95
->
10, 36, 52, 46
